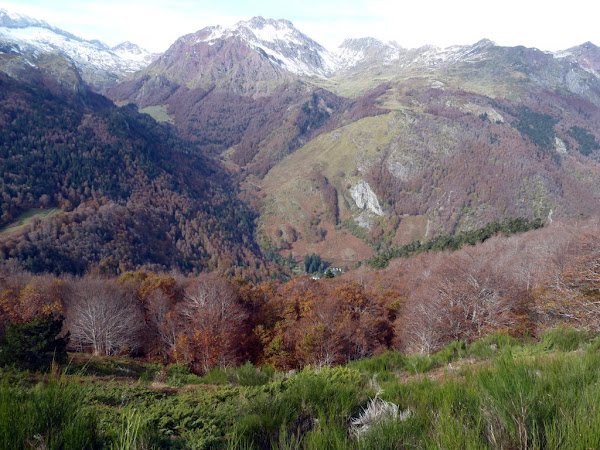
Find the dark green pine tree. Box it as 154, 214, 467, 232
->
0, 315, 69, 371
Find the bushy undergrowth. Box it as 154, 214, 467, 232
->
0, 370, 98, 449
165, 364, 204, 387
466, 332, 523, 359
2, 327, 600, 449
538, 326, 591, 352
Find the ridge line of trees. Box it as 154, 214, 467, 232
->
368, 217, 544, 269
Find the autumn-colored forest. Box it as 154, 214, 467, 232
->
2, 216, 599, 373
0, 73, 272, 278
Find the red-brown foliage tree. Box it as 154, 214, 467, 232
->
175, 274, 247, 372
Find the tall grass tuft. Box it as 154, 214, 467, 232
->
0, 368, 97, 449
467, 332, 521, 359
538, 326, 591, 352
477, 356, 552, 448
231, 361, 275, 386
110, 409, 143, 450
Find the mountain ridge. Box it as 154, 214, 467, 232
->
2, 9, 598, 92
0, 8, 158, 90
3, 10, 600, 270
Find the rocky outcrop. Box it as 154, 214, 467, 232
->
350, 181, 384, 216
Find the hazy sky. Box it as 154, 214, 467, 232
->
2, 0, 599, 53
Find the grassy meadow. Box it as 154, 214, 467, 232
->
2, 327, 600, 449
0, 208, 61, 235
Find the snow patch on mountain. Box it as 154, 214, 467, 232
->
194, 17, 338, 77
111, 41, 157, 65
0, 8, 54, 30
336, 46, 365, 68
0, 8, 156, 85
334, 37, 405, 70
333, 37, 494, 72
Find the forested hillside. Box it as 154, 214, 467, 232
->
106, 21, 600, 267
1, 216, 598, 371
0, 73, 270, 277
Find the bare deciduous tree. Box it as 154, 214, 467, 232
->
65, 279, 144, 355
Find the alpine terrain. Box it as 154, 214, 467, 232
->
3, 9, 600, 449
107, 17, 600, 267
2, 10, 600, 271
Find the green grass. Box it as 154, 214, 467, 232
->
68, 353, 161, 382
0, 208, 60, 235
139, 105, 174, 124
3, 328, 600, 448
0, 370, 98, 449
538, 326, 591, 352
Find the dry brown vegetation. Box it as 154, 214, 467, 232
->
2, 217, 600, 373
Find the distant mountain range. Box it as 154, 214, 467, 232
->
0, 9, 158, 90
2, 9, 600, 272
3, 9, 599, 94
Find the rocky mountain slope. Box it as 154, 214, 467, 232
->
110, 16, 336, 100
0, 9, 157, 90
3, 10, 600, 270
105, 16, 600, 266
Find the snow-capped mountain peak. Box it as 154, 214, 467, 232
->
111, 41, 158, 64
193, 16, 339, 77
333, 37, 496, 72
335, 37, 403, 69
0, 8, 50, 29
0, 8, 157, 89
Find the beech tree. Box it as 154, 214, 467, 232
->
397, 237, 534, 353
145, 289, 179, 361
65, 279, 144, 355
534, 228, 600, 332
176, 274, 247, 372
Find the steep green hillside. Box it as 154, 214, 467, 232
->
258, 87, 600, 263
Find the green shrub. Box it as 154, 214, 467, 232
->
538, 326, 591, 352
137, 364, 161, 384
165, 364, 202, 387
302, 366, 364, 386
0, 315, 69, 371
200, 366, 228, 385
468, 333, 521, 359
